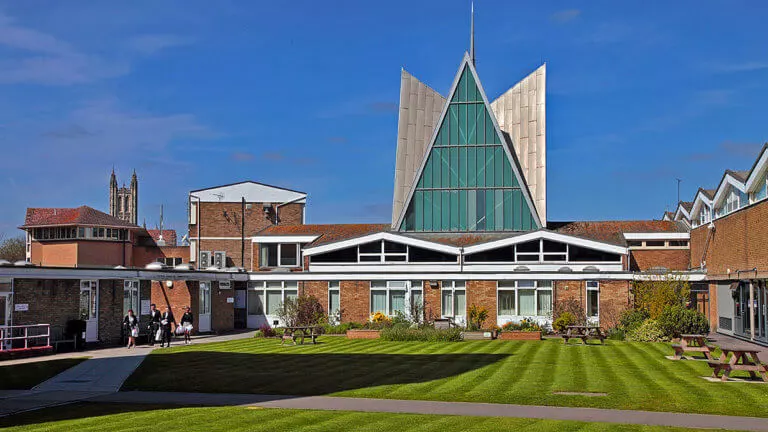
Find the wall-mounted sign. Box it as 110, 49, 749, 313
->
141, 300, 151, 315
14, 303, 29, 312
226, 297, 235, 304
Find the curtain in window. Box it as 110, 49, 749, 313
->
410, 290, 422, 308
329, 290, 340, 314
498, 291, 515, 315
518, 289, 535, 316
389, 290, 406, 315
454, 290, 466, 316
266, 291, 282, 315
537, 290, 552, 316
441, 290, 452, 316
587, 290, 599, 317
371, 291, 387, 314
248, 291, 264, 315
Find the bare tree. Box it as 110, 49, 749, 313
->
0, 233, 25, 262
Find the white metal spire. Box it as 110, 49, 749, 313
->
470, 2, 475, 65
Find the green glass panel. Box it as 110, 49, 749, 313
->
503, 190, 513, 230
503, 156, 512, 187
459, 190, 467, 231
485, 189, 494, 231
414, 191, 423, 231
477, 104, 485, 144
458, 147, 467, 187
494, 147, 503, 186
432, 191, 441, 230
485, 146, 495, 187
495, 190, 504, 231
450, 190, 459, 231
458, 68, 467, 102
485, 110, 495, 145
512, 190, 522, 230
432, 149, 441, 187
441, 191, 450, 231
440, 115, 448, 146
423, 191, 433, 231
476, 146, 485, 187
422, 154, 432, 188
466, 67, 478, 101
449, 147, 458, 188
521, 196, 531, 230
467, 147, 476, 187
406, 201, 416, 231
467, 190, 477, 230
476, 190, 485, 230
441, 148, 450, 187
458, 103, 467, 145
449, 105, 458, 145
467, 104, 476, 145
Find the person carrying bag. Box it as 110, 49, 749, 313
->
123, 309, 139, 349
180, 306, 194, 345
147, 304, 161, 346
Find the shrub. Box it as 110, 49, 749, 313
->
626, 319, 667, 342
657, 305, 709, 339
553, 298, 585, 326
277, 295, 326, 327
607, 328, 625, 341
552, 311, 576, 333
618, 309, 650, 332
253, 330, 263, 338
320, 322, 364, 334
258, 324, 276, 338
467, 304, 489, 331
501, 318, 542, 332
632, 274, 691, 319
380, 326, 463, 342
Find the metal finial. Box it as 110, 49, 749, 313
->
470, 1, 475, 65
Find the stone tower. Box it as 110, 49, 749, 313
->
109, 169, 138, 225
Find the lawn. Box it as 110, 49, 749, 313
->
0, 404, 740, 432
0, 358, 86, 390
123, 337, 768, 417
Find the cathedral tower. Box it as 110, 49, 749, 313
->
109, 169, 138, 225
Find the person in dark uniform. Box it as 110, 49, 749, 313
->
160, 306, 175, 348
180, 306, 194, 345
123, 309, 139, 349
148, 304, 161, 346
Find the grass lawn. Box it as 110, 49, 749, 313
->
123, 337, 768, 417
0, 403, 740, 432
0, 358, 86, 390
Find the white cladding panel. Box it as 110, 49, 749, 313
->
192, 182, 306, 204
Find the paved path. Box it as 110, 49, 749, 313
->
709, 332, 768, 357
92, 391, 768, 431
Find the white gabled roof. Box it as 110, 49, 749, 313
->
712, 172, 747, 207
690, 189, 714, 219
462, 230, 627, 255
190, 181, 307, 204
302, 232, 461, 256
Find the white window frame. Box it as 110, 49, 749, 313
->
328, 281, 340, 324
189, 240, 197, 262
359, 240, 408, 264
496, 280, 553, 320
749, 174, 768, 204
260, 243, 301, 268
440, 280, 466, 321
247, 281, 299, 319
123, 279, 140, 317
586, 280, 600, 322
189, 201, 198, 224
369, 280, 409, 316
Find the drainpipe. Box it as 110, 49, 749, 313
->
190, 194, 201, 268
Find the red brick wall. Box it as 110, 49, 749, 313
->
630, 249, 690, 271
340, 281, 369, 323
77, 242, 132, 268
423, 280, 441, 322
211, 281, 234, 333
151, 280, 194, 331
29, 242, 78, 267
598, 280, 631, 328
466, 280, 497, 328
690, 200, 768, 279
302, 281, 329, 311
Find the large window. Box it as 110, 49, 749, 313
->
716, 188, 748, 217
247, 281, 298, 316
370, 281, 408, 316
586, 281, 599, 319
123, 280, 139, 317
465, 240, 620, 263
400, 65, 538, 233
694, 206, 711, 227
32, 226, 128, 241
259, 243, 300, 268
751, 174, 767, 203
310, 240, 457, 264
497, 280, 553, 317
328, 281, 340, 322
441, 281, 466, 319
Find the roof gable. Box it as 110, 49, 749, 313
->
191, 181, 307, 203
22, 206, 138, 228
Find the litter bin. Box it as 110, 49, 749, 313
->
65, 319, 86, 350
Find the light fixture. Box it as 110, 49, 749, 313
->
165, 280, 173, 288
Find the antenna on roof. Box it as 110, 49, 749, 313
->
470, 1, 475, 66
157, 205, 166, 246
676, 178, 682, 205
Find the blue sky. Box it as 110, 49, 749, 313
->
1, 0, 767, 237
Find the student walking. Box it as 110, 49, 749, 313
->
160, 306, 175, 348
123, 309, 139, 349
148, 304, 161, 346
181, 306, 194, 345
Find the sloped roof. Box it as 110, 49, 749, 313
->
21, 206, 139, 229
548, 220, 688, 247
402, 232, 518, 247
680, 201, 693, 212
191, 181, 307, 204
147, 229, 177, 246
255, 223, 390, 247
727, 170, 749, 183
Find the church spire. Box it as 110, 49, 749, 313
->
470, 1, 475, 66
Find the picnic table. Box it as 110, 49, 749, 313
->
562, 325, 605, 345
707, 345, 768, 382
671, 334, 713, 360
281, 326, 320, 345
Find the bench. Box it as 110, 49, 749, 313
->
671, 334, 713, 360
281, 326, 320, 345
562, 325, 605, 345
708, 346, 768, 382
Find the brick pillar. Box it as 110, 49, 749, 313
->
340, 281, 369, 323
466, 280, 497, 328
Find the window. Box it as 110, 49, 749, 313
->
200, 281, 211, 315
189, 201, 198, 224
409, 280, 423, 318
370, 281, 408, 316
668, 240, 689, 247
189, 240, 197, 262
328, 281, 340, 322
123, 280, 139, 317
441, 281, 466, 318
247, 281, 298, 316
586, 281, 599, 318
645, 240, 665, 247
465, 239, 620, 263
497, 280, 553, 317
695, 206, 711, 227
260, 243, 300, 267
751, 175, 767, 203
359, 241, 408, 263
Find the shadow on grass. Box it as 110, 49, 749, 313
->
0, 358, 86, 390
122, 351, 509, 395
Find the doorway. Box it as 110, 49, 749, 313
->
0, 292, 10, 350
79, 280, 99, 342
198, 282, 211, 332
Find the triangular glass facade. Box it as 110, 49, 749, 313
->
400, 63, 538, 232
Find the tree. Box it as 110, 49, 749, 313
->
631, 273, 691, 319
0, 234, 25, 262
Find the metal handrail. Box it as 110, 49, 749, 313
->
0, 324, 51, 351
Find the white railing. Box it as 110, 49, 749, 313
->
0, 324, 51, 351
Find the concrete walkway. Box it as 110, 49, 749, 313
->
91, 392, 768, 431
709, 332, 768, 357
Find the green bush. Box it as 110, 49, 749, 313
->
626, 319, 668, 342
380, 326, 464, 342
607, 328, 625, 341
552, 312, 576, 333
657, 306, 709, 339
618, 309, 650, 332
320, 322, 364, 334
467, 305, 489, 331
253, 330, 263, 338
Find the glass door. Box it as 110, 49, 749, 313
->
198, 282, 211, 332
79, 280, 99, 342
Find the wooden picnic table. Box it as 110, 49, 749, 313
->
707, 345, 768, 382
281, 326, 320, 345
671, 334, 713, 360
562, 325, 605, 345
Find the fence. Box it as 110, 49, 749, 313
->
0, 324, 51, 351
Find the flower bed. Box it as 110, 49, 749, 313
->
498, 330, 542, 340
346, 329, 380, 339
462, 331, 496, 340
